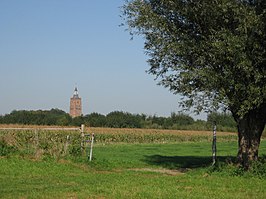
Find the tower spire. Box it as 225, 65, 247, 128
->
73, 86, 79, 98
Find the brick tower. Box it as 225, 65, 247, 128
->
69, 87, 82, 117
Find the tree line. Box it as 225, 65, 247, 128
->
0, 109, 236, 132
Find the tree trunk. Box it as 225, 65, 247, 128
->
235, 108, 266, 169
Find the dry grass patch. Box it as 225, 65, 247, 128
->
129, 168, 185, 176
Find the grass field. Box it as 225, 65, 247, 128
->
1, 127, 266, 198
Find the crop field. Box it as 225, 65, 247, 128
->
1, 126, 266, 198
0, 124, 238, 143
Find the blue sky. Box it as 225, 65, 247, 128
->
0, 0, 206, 119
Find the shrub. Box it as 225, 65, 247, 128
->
0, 140, 17, 156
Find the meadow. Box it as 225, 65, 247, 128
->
1, 126, 266, 198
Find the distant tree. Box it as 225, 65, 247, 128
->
106, 111, 142, 128
123, 0, 266, 168
0, 109, 71, 126
70, 116, 84, 126
207, 112, 237, 129
150, 115, 166, 127
5, 110, 32, 124
84, 113, 107, 127
148, 113, 194, 129
170, 113, 194, 126
56, 115, 72, 126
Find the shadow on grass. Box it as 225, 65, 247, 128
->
144, 155, 236, 170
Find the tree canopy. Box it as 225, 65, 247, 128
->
122, 0, 266, 168
123, 0, 266, 116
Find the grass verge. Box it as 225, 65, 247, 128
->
1, 141, 266, 198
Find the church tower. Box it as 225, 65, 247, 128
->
69, 87, 82, 117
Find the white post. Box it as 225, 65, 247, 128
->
89, 133, 94, 161
64, 135, 70, 155
212, 122, 217, 165
80, 124, 85, 154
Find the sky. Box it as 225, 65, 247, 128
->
0, 0, 206, 120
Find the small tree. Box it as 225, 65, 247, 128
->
122, 0, 266, 168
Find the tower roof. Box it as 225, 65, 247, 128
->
73, 87, 79, 99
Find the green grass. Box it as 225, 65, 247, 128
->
91, 142, 232, 170
1, 141, 266, 198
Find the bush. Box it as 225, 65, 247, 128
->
207, 157, 266, 178
249, 158, 266, 178
0, 140, 17, 156
0, 130, 84, 160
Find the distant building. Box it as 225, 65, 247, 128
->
69, 87, 82, 117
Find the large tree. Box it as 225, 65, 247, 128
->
122, 0, 266, 168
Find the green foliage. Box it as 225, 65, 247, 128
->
0, 140, 17, 156
70, 116, 84, 126
208, 157, 266, 179
0, 109, 238, 132
84, 112, 106, 127
122, 0, 266, 167
248, 157, 266, 178
207, 112, 237, 132
0, 109, 72, 126
207, 112, 236, 127
0, 130, 82, 160
142, 113, 196, 130
171, 113, 194, 126
106, 111, 142, 128
122, 0, 266, 117
68, 144, 82, 157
